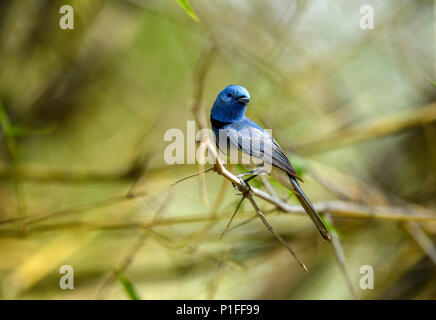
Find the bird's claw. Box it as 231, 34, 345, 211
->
232, 177, 252, 195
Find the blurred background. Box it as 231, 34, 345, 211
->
0, 0, 435, 299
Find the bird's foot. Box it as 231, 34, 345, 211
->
232, 177, 252, 195
236, 171, 254, 179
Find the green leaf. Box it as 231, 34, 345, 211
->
176, 0, 199, 22
115, 270, 141, 300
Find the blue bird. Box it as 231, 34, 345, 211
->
210, 85, 331, 242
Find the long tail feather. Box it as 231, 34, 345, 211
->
290, 176, 331, 242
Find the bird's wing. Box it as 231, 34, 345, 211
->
225, 121, 302, 181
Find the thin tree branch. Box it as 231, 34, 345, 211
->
171, 167, 215, 187
246, 192, 308, 272
220, 196, 245, 239
324, 214, 357, 299
403, 222, 436, 264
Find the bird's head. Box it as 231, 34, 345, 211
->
210, 85, 251, 123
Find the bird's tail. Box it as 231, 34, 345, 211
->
290, 176, 331, 242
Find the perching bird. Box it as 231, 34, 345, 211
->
210, 85, 331, 242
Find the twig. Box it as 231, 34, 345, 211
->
226, 215, 257, 234
260, 175, 279, 199
171, 167, 215, 187
220, 196, 245, 239
324, 214, 357, 299
197, 136, 211, 206
403, 222, 436, 264
246, 192, 308, 272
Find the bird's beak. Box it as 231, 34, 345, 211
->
237, 95, 250, 104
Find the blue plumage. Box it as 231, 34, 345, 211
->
210, 85, 331, 242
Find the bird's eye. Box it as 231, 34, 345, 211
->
227, 93, 232, 98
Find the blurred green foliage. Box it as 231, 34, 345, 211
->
115, 271, 141, 300
0, 0, 435, 300
176, 0, 199, 22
